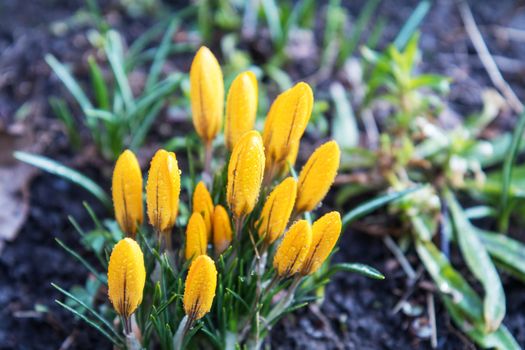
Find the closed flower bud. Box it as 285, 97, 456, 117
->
225, 71, 258, 150
185, 213, 208, 260
227, 130, 265, 218
183, 255, 217, 320
112, 150, 143, 237
273, 220, 312, 277
301, 212, 342, 275
295, 141, 340, 214
257, 177, 297, 244
190, 46, 224, 144
146, 150, 181, 233
107, 238, 146, 318
262, 82, 313, 175
192, 181, 214, 240
212, 205, 232, 255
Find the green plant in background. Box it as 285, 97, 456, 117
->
337, 32, 525, 348
35, 46, 431, 350
47, 20, 186, 160
47, 0, 397, 162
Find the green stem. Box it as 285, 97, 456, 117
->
203, 140, 213, 184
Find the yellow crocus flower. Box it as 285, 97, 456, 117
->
225, 71, 258, 151
183, 255, 217, 320
112, 150, 143, 237
295, 140, 340, 214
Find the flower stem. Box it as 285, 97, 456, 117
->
203, 141, 213, 184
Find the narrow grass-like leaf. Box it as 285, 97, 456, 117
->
199, 327, 222, 348
130, 5, 196, 61
393, 0, 431, 50
464, 206, 496, 220
45, 54, 93, 112
14, 151, 111, 208
55, 300, 122, 346
85, 108, 117, 122
52, 283, 119, 339
197, 0, 212, 42
128, 19, 169, 62
133, 42, 196, 68
88, 56, 110, 110
330, 82, 358, 149
145, 19, 179, 91
321, 0, 345, 66
265, 65, 292, 90
445, 190, 505, 332
366, 17, 386, 50
105, 31, 135, 112
320, 263, 384, 280
130, 101, 163, 149
49, 97, 81, 149
342, 186, 422, 229
337, 0, 380, 66
261, 0, 282, 44
55, 238, 107, 285
499, 110, 525, 231
128, 75, 181, 124
283, 0, 315, 44
68, 215, 86, 237
83, 202, 104, 231
225, 288, 250, 311
282, 302, 309, 315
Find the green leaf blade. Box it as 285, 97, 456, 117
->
445, 191, 505, 332
14, 151, 111, 208
342, 186, 423, 229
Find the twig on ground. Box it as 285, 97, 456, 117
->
383, 235, 417, 281
457, 0, 523, 113
427, 292, 437, 349
309, 304, 344, 350
59, 332, 76, 350
391, 266, 424, 315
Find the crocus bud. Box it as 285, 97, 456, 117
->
190, 46, 224, 144
192, 181, 214, 240
262, 82, 313, 177
273, 220, 312, 277
212, 205, 232, 255
146, 150, 181, 233
226, 130, 265, 218
112, 150, 143, 237
295, 141, 340, 214
108, 238, 146, 318
301, 212, 342, 275
257, 177, 297, 244
225, 71, 258, 151
185, 213, 208, 260
183, 255, 217, 320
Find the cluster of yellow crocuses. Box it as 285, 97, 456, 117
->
106, 46, 342, 335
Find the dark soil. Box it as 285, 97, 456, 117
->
2, 0, 525, 349
0, 174, 110, 350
